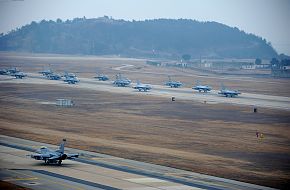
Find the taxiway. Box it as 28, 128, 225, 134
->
0, 73, 290, 110
0, 135, 277, 190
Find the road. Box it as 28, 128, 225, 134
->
1, 73, 290, 110
0, 135, 277, 190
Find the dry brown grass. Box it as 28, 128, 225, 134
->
1, 52, 290, 189
0, 181, 31, 190
0, 82, 290, 189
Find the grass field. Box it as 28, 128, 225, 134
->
0, 52, 290, 189
0, 181, 30, 190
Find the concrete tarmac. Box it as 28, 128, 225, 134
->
0, 73, 290, 110
0, 135, 277, 190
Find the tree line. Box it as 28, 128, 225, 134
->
0, 16, 278, 59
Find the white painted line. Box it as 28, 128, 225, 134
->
125, 177, 166, 183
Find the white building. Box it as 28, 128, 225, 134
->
56, 99, 74, 107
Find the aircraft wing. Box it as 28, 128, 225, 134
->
66, 153, 79, 159
48, 155, 61, 160
30, 153, 51, 160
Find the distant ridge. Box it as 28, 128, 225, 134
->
0, 16, 277, 59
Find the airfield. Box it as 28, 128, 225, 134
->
0, 52, 290, 189
1, 135, 278, 190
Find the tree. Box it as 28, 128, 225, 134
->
0, 18, 278, 58
255, 58, 262, 65
280, 59, 290, 66
56, 18, 62, 23
182, 54, 191, 61
270, 58, 279, 69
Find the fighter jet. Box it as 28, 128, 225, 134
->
39, 69, 53, 76
64, 76, 79, 84
165, 76, 182, 88
0, 68, 8, 75
46, 73, 62, 80
7, 67, 19, 75
63, 72, 79, 84
113, 73, 131, 87
133, 80, 152, 92
218, 84, 241, 97
63, 72, 77, 78
30, 139, 79, 165
94, 74, 109, 81
11, 71, 27, 79
192, 81, 212, 92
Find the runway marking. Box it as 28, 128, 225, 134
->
158, 186, 205, 190
23, 182, 41, 186
4, 177, 38, 181
39, 176, 85, 190
125, 177, 166, 183
8, 169, 35, 178
91, 157, 123, 160
32, 170, 120, 190
164, 172, 245, 190
8, 169, 85, 190
63, 157, 223, 190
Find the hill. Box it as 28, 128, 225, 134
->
0, 16, 278, 59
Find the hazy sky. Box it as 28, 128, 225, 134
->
0, 0, 290, 55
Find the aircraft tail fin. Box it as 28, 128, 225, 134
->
59, 139, 66, 154
63, 71, 68, 77
220, 82, 226, 90
136, 80, 141, 85
196, 80, 200, 85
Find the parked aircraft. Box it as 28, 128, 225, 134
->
64, 76, 79, 84
30, 139, 79, 165
63, 72, 79, 84
0, 69, 8, 75
11, 72, 27, 79
39, 69, 53, 76
192, 81, 212, 92
165, 76, 182, 88
0, 67, 27, 78
63, 72, 77, 78
218, 84, 241, 97
46, 73, 62, 80
7, 67, 19, 74
133, 80, 152, 92
113, 73, 131, 87
94, 74, 109, 81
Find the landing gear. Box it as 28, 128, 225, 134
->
44, 159, 62, 165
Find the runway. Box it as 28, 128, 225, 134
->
0, 135, 277, 190
1, 73, 290, 110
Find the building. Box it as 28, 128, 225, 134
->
242, 64, 270, 70
56, 99, 74, 107
271, 59, 290, 78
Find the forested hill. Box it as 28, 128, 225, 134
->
0, 17, 277, 59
